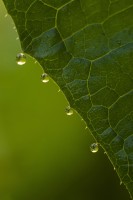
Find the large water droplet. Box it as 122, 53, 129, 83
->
41, 73, 49, 83
16, 53, 26, 65
65, 106, 73, 116
90, 143, 99, 153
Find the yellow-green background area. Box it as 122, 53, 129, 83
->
0, 1, 130, 200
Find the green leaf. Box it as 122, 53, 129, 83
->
2, 0, 133, 198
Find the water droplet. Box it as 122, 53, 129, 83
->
16, 53, 26, 65
65, 106, 73, 116
85, 126, 88, 130
16, 37, 19, 40
120, 181, 122, 185
90, 143, 99, 153
13, 26, 16, 30
41, 73, 49, 83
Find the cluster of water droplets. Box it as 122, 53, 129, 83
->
15, 53, 103, 155
16, 53, 75, 117
15, 54, 102, 156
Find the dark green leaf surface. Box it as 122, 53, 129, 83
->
2, 0, 133, 198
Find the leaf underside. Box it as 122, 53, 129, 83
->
2, 0, 133, 198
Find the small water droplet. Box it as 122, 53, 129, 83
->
114, 167, 116, 171
34, 61, 37, 64
58, 89, 61, 92
16, 37, 19, 40
13, 26, 16, 30
41, 73, 49, 83
16, 53, 26, 65
120, 181, 122, 185
65, 106, 73, 116
85, 126, 88, 130
90, 143, 99, 153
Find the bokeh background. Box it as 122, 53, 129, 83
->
0, 1, 130, 200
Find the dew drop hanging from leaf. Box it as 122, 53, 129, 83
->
65, 106, 73, 116
90, 143, 99, 153
16, 53, 26, 65
41, 73, 49, 83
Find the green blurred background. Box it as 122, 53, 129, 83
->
0, 1, 130, 200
